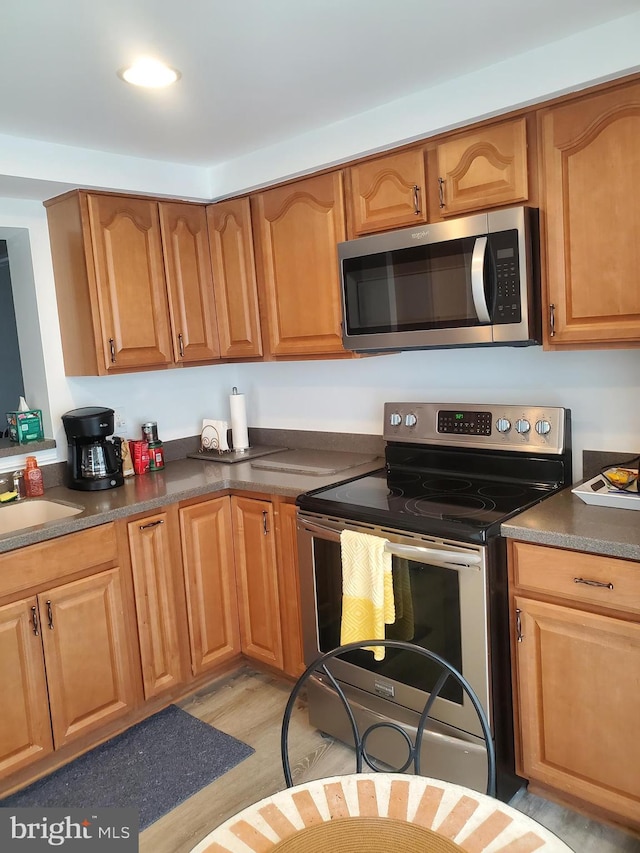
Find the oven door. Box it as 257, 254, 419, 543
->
297, 512, 490, 739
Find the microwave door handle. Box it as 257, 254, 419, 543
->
471, 236, 491, 324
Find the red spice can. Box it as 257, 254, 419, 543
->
149, 441, 165, 471
129, 440, 150, 475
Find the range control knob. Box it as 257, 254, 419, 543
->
389, 412, 402, 427
405, 413, 417, 428
496, 417, 512, 433
515, 418, 531, 435
535, 419, 551, 436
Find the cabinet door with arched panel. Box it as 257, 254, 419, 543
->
347, 149, 428, 236
539, 79, 640, 347
435, 117, 529, 217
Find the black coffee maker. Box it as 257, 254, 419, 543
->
61, 407, 124, 491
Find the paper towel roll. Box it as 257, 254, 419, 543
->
230, 388, 249, 451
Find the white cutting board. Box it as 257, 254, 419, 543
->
250, 449, 378, 476
572, 475, 640, 510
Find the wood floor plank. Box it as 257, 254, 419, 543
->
139, 667, 640, 853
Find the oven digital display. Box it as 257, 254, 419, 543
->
438, 410, 492, 436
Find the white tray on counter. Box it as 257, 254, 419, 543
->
572, 474, 640, 510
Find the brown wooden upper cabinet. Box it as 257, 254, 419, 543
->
539, 79, 640, 348
435, 116, 529, 217
251, 171, 349, 358
158, 202, 221, 363
347, 149, 428, 236
45, 191, 220, 375
206, 197, 263, 359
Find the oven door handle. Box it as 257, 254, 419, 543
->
387, 543, 482, 570
298, 519, 481, 571
298, 519, 342, 542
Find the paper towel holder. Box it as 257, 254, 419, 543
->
230, 386, 250, 452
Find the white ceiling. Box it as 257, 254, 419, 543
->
2, 0, 639, 169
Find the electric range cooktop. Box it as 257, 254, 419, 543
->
296, 402, 572, 544
298, 468, 559, 542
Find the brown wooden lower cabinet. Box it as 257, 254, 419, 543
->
0, 490, 305, 791
275, 499, 306, 677
231, 495, 284, 670
0, 566, 139, 778
127, 507, 190, 699
509, 540, 640, 829
0, 597, 53, 777
179, 496, 240, 674
41, 568, 139, 748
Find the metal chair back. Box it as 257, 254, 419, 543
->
281, 639, 496, 796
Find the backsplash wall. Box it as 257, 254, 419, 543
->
65, 344, 640, 482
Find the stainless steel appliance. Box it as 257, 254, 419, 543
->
296, 402, 571, 801
339, 206, 540, 352
61, 407, 124, 491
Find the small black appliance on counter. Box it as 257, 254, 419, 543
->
61, 406, 124, 491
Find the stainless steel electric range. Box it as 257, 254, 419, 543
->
295, 402, 572, 801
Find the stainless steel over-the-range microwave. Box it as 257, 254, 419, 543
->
339, 205, 540, 352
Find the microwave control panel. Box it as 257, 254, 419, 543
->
490, 231, 521, 324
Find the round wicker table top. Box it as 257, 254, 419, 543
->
190, 774, 573, 853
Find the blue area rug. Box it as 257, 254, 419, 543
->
1, 705, 254, 829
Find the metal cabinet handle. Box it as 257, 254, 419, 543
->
438, 177, 445, 209
178, 333, 184, 358
47, 600, 54, 630
574, 577, 614, 590
549, 304, 555, 337
412, 185, 421, 215
515, 608, 523, 643
109, 338, 116, 363
139, 519, 164, 530
31, 605, 40, 636
262, 510, 269, 535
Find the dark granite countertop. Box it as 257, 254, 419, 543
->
501, 485, 640, 561
0, 452, 384, 554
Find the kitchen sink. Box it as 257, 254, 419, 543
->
0, 498, 84, 536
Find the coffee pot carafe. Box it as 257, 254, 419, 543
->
61, 407, 124, 491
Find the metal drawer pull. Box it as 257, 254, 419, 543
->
140, 519, 164, 530
109, 338, 116, 362
47, 600, 54, 630
263, 510, 269, 535
574, 577, 614, 590
178, 332, 185, 358
515, 608, 523, 643
412, 185, 421, 215
31, 605, 39, 636
438, 176, 445, 208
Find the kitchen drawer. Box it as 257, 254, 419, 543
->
510, 541, 640, 616
0, 524, 119, 599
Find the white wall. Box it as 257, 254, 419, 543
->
208, 12, 640, 197
1, 15, 640, 479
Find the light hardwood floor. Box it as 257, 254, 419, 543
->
140, 667, 640, 853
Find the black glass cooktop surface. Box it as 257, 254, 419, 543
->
297, 468, 559, 543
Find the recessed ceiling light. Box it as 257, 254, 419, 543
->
118, 57, 181, 88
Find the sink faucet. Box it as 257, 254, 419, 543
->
11, 470, 25, 500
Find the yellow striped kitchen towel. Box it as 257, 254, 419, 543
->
340, 529, 395, 660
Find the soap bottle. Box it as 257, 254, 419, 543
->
24, 456, 44, 497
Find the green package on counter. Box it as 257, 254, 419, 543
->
6, 409, 44, 443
